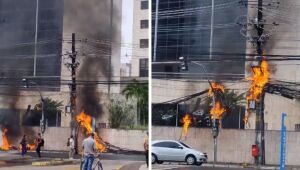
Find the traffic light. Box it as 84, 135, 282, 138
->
179, 56, 188, 71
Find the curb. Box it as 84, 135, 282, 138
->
203, 163, 281, 169
32, 159, 74, 166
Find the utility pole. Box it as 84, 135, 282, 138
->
255, 0, 265, 165
69, 33, 79, 154
109, 0, 113, 95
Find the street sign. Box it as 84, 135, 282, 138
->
280, 113, 287, 170
248, 100, 256, 109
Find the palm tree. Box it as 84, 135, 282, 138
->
122, 79, 148, 126
23, 98, 63, 126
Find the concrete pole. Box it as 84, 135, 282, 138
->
108, 0, 113, 95
213, 93, 217, 166
33, 0, 39, 76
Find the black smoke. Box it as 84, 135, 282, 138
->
63, 0, 119, 118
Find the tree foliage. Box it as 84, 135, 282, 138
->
122, 79, 148, 125
108, 100, 134, 128
23, 97, 63, 126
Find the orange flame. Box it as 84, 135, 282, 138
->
208, 82, 226, 120
27, 143, 36, 150
76, 111, 106, 152
181, 114, 192, 138
0, 128, 11, 151
208, 82, 225, 96
210, 101, 226, 120
245, 60, 269, 124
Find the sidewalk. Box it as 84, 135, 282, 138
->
203, 162, 300, 170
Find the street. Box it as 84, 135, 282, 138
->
0, 151, 147, 170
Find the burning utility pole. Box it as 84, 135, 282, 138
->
237, 0, 279, 165
254, 0, 265, 165
66, 33, 79, 154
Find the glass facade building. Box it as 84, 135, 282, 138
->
152, 0, 247, 79
0, 0, 63, 88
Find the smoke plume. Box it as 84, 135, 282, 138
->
63, 0, 119, 118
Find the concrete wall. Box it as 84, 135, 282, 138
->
99, 128, 146, 151
1, 127, 146, 152
152, 126, 300, 166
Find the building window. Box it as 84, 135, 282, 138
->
140, 20, 148, 29
141, 1, 148, 10
295, 124, 300, 131
140, 39, 148, 48
139, 58, 148, 77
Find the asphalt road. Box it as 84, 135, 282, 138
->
26, 150, 145, 161
0, 150, 145, 168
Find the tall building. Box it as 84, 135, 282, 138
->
131, 0, 149, 78
0, 0, 63, 87
152, 0, 247, 79
0, 0, 64, 127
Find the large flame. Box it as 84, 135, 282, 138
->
210, 101, 225, 120
0, 128, 11, 151
76, 111, 106, 152
244, 60, 269, 124
181, 114, 192, 138
208, 82, 226, 120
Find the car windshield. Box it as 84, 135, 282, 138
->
180, 142, 190, 148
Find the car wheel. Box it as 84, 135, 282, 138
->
196, 162, 202, 166
152, 154, 158, 164
157, 161, 164, 164
186, 155, 196, 165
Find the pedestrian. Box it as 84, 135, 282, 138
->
20, 135, 27, 157
35, 133, 43, 158
82, 133, 96, 170
144, 131, 149, 167
68, 135, 75, 159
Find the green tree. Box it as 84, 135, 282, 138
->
122, 79, 148, 126
23, 98, 63, 126
108, 100, 134, 128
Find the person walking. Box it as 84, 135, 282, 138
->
82, 133, 96, 170
20, 135, 27, 157
69, 135, 75, 159
144, 131, 149, 167
35, 133, 43, 158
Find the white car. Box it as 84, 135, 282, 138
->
152, 140, 207, 166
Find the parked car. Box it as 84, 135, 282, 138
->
152, 140, 207, 166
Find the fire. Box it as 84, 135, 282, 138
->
181, 114, 192, 138
210, 101, 225, 120
245, 60, 269, 124
208, 82, 225, 96
76, 111, 106, 152
0, 128, 11, 151
208, 82, 226, 121
27, 143, 36, 150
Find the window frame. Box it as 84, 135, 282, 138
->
141, 1, 148, 10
